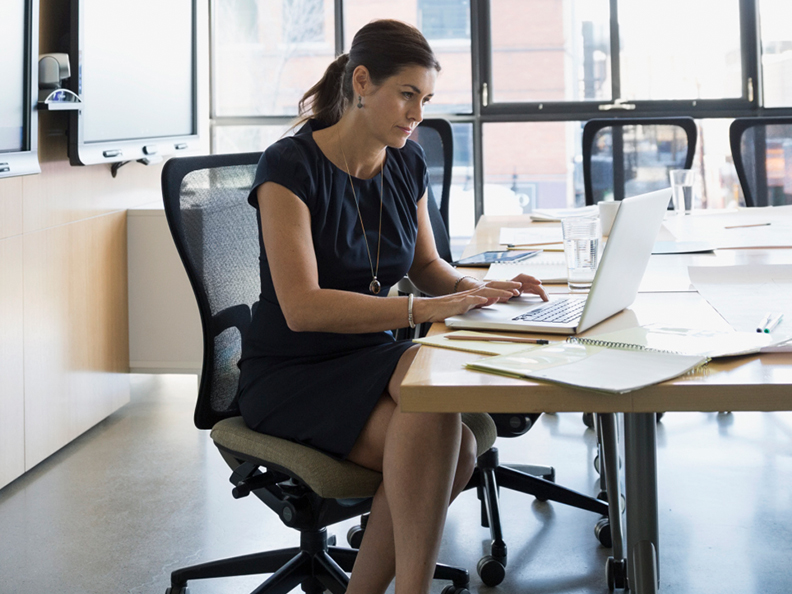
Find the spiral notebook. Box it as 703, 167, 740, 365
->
466, 336, 708, 394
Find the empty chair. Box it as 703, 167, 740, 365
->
730, 116, 792, 206
404, 119, 616, 588
583, 117, 697, 205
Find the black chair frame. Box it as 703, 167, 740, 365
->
395, 119, 613, 587
583, 116, 698, 205
161, 151, 471, 594
729, 116, 792, 207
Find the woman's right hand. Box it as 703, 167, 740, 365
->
413, 284, 516, 325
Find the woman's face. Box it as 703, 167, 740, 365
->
358, 64, 437, 149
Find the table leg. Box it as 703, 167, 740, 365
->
598, 413, 627, 588
624, 412, 659, 594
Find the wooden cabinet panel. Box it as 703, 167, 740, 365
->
24, 213, 130, 470
0, 176, 23, 239
0, 237, 25, 488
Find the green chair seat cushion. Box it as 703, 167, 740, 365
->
211, 413, 497, 500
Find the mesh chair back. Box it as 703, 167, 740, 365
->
410, 119, 454, 262
582, 117, 697, 205
730, 117, 792, 207
162, 152, 262, 429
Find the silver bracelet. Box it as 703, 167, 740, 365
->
407, 293, 416, 329
454, 275, 474, 293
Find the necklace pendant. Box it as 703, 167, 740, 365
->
369, 278, 382, 295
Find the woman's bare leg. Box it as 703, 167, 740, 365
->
345, 345, 478, 594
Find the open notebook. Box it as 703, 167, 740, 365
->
465, 336, 708, 394
576, 324, 792, 358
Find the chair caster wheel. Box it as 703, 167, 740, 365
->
477, 555, 506, 586
595, 516, 612, 548
347, 525, 364, 549
606, 556, 627, 590
165, 587, 189, 594
583, 412, 595, 429
597, 489, 608, 502
441, 586, 470, 594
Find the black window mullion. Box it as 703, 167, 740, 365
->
471, 0, 489, 222
740, 0, 761, 107
609, 0, 620, 100
334, 0, 344, 56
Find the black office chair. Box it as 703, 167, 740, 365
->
730, 116, 792, 207
160, 150, 497, 594
582, 117, 698, 205
399, 119, 614, 588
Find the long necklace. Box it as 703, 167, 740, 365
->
339, 137, 384, 295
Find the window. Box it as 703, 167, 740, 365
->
419, 0, 470, 40
211, 0, 792, 247
760, 0, 792, 108
282, 0, 325, 44
488, 0, 612, 104
212, 0, 333, 118
618, 0, 742, 101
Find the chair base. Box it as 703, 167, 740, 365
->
472, 447, 609, 586
168, 525, 470, 594
167, 528, 353, 594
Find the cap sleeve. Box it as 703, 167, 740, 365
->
247, 138, 315, 209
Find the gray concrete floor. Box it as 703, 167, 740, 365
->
1, 374, 791, 594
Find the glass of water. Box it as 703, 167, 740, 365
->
669, 169, 697, 214
561, 215, 601, 293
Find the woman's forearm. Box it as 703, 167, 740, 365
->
281, 287, 415, 334
409, 256, 481, 296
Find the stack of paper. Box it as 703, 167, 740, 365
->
529, 205, 598, 222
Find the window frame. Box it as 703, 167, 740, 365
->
209, 0, 792, 222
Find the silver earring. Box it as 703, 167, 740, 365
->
357, 95, 363, 108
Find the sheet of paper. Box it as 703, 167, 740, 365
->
486, 250, 696, 291
688, 264, 792, 339
499, 226, 564, 246
662, 206, 792, 249
485, 252, 568, 283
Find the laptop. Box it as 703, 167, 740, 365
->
445, 188, 672, 335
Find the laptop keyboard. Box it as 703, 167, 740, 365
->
512, 298, 586, 324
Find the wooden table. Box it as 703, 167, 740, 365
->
400, 214, 792, 593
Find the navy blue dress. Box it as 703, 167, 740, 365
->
237, 122, 427, 459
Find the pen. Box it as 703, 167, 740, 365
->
446, 334, 549, 345
764, 314, 783, 334
757, 313, 773, 333
724, 222, 771, 229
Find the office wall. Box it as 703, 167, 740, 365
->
0, 0, 209, 489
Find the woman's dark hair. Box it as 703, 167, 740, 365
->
296, 20, 441, 127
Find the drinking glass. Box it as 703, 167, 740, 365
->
669, 169, 697, 214
561, 215, 601, 293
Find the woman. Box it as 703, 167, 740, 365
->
237, 19, 547, 594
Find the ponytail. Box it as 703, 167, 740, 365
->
294, 20, 440, 130
296, 53, 351, 128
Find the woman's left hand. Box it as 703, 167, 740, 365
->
465, 274, 548, 303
